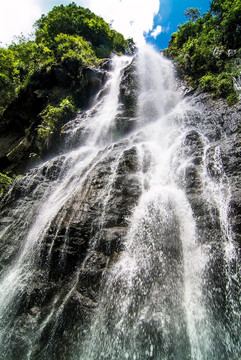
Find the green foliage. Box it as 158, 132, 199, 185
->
0, 48, 20, 114
165, 0, 241, 104
37, 97, 76, 152
0, 3, 131, 116
226, 92, 239, 106
54, 33, 99, 65
184, 8, 201, 22
0, 172, 14, 197
199, 72, 236, 99
34, 2, 129, 57
0, 38, 54, 115
9, 41, 54, 83
0, 2, 133, 174
211, 0, 241, 48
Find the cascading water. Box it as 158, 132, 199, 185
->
0, 44, 240, 360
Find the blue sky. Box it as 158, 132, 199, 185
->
146, 0, 211, 49
0, 0, 211, 49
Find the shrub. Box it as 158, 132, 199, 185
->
54, 33, 99, 66
199, 72, 238, 104
166, 0, 240, 104
37, 96, 77, 152
0, 173, 14, 197
34, 3, 129, 56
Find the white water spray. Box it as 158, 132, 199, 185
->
0, 44, 240, 360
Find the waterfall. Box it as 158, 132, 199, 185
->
0, 44, 240, 360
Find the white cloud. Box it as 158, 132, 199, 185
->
0, 0, 42, 45
86, 0, 160, 44
0, 0, 161, 46
150, 25, 163, 39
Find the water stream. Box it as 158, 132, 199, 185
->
0, 44, 240, 359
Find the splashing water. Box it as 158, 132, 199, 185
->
0, 44, 240, 360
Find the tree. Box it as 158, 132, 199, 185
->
210, 0, 241, 48
34, 3, 128, 57
0, 48, 20, 114
0, 3, 131, 116
165, 0, 240, 105
184, 8, 201, 22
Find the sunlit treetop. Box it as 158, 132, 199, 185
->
165, 0, 241, 105
34, 2, 130, 56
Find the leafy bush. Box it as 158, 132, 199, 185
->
199, 72, 236, 99
0, 39, 55, 115
226, 92, 239, 106
211, 0, 241, 49
165, 0, 241, 104
54, 33, 99, 65
0, 48, 20, 114
37, 97, 76, 152
34, 3, 129, 57
0, 3, 131, 116
0, 172, 14, 197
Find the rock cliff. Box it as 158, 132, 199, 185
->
0, 49, 240, 359
0, 58, 107, 175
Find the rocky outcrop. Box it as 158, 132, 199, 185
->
0, 140, 143, 359
0, 53, 240, 359
185, 91, 241, 246
0, 59, 107, 175
115, 58, 139, 136
177, 90, 241, 337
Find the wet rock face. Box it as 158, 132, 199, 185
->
115, 58, 139, 135
0, 57, 240, 359
119, 59, 138, 117
0, 142, 143, 358
186, 92, 241, 246
0, 60, 107, 174
179, 91, 241, 336
39, 145, 142, 282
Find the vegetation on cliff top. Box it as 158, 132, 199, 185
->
1, 0, 240, 194
0, 2, 132, 116
165, 0, 241, 105
0, 3, 133, 195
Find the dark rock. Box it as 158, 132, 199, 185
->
0, 60, 106, 175
0, 53, 240, 359
83, 67, 107, 99
184, 165, 202, 193
94, 227, 126, 255
180, 89, 241, 335
119, 59, 138, 116
115, 58, 139, 136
